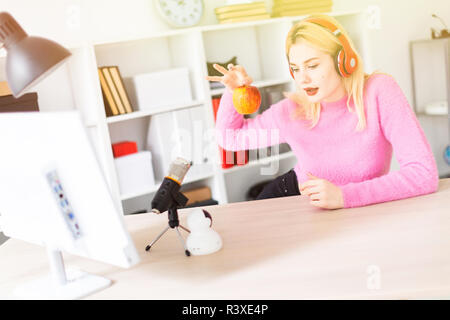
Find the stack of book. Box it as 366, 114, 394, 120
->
183, 186, 219, 208
271, 0, 333, 17
215, 1, 270, 24
98, 66, 134, 117
212, 97, 249, 169
0, 81, 39, 112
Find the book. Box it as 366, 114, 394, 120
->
219, 14, 271, 24
226, 0, 258, 4
182, 186, 212, 206
272, 0, 332, 12
0, 92, 39, 112
215, 1, 266, 14
217, 7, 268, 20
235, 149, 249, 166
112, 141, 138, 158
101, 67, 126, 114
98, 68, 119, 116
212, 97, 234, 169
273, 0, 330, 3
0, 81, 12, 96
272, 5, 332, 17
108, 66, 133, 114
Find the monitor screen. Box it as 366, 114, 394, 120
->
0, 111, 139, 269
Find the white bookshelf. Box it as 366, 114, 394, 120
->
210, 78, 291, 96
410, 38, 450, 178
222, 151, 296, 174
105, 99, 205, 124
120, 170, 215, 201
0, 11, 371, 215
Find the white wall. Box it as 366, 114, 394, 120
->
334, 0, 450, 109
2, 0, 449, 175
2, 0, 448, 110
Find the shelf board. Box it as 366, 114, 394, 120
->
222, 151, 296, 174
106, 100, 205, 124
90, 11, 364, 47
202, 15, 287, 33
416, 112, 448, 117
210, 78, 291, 96
411, 38, 450, 44
120, 170, 214, 201
202, 10, 363, 33
120, 184, 160, 201
92, 28, 194, 47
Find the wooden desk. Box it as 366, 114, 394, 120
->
1, 179, 450, 300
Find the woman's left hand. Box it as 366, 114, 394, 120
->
299, 173, 344, 209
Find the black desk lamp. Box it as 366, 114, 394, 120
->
0, 11, 71, 97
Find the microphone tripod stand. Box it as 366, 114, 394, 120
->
145, 193, 191, 256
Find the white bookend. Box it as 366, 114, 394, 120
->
114, 151, 156, 195
147, 112, 176, 181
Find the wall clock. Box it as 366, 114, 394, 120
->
155, 0, 204, 28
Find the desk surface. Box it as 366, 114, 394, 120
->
1, 179, 450, 300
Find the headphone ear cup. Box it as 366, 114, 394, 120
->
337, 50, 349, 77
345, 52, 358, 75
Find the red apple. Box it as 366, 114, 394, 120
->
232, 85, 261, 115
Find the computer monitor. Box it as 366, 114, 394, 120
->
0, 111, 140, 299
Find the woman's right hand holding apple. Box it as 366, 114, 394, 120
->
206, 63, 253, 92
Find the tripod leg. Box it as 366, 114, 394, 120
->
145, 225, 170, 251
179, 224, 190, 233
175, 227, 191, 257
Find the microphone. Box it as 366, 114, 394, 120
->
151, 157, 191, 214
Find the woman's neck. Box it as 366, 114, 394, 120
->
323, 81, 347, 103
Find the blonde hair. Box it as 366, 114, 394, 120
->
285, 14, 371, 131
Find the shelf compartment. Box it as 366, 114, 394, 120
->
223, 151, 298, 203
120, 170, 215, 201
222, 151, 296, 174
106, 100, 205, 124
203, 20, 292, 92
210, 78, 291, 96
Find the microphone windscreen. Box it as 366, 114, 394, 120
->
167, 157, 191, 184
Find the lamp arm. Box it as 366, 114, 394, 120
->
0, 12, 28, 49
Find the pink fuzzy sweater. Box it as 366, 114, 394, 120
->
215, 73, 439, 208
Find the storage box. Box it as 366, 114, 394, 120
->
124, 68, 192, 111
114, 151, 155, 196
112, 141, 138, 158
182, 186, 212, 205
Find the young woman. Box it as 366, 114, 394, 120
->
206, 14, 439, 209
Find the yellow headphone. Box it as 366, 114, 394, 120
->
289, 17, 358, 79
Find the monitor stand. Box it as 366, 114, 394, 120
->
13, 247, 111, 299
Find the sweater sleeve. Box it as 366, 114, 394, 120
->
215, 89, 286, 151
340, 75, 439, 208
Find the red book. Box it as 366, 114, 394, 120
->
112, 141, 138, 158
212, 97, 234, 169
212, 97, 249, 166
235, 150, 249, 166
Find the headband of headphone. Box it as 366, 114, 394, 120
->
289, 17, 358, 78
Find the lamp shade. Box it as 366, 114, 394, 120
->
0, 12, 71, 97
